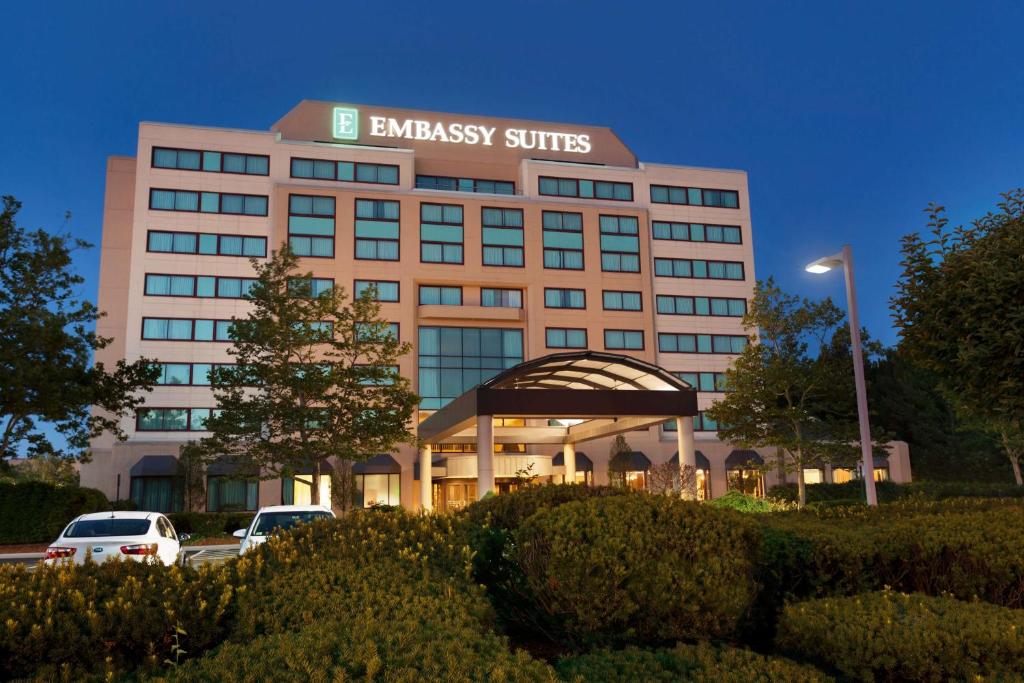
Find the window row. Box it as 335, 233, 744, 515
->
654, 258, 745, 280
152, 147, 269, 176
656, 295, 747, 317
149, 189, 268, 216
546, 328, 644, 350
652, 221, 742, 244
153, 362, 237, 386
144, 273, 259, 299
290, 157, 399, 185
142, 318, 235, 342
650, 184, 740, 208
147, 230, 267, 257
673, 371, 729, 392
416, 175, 514, 195
539, 176, 633, 201
136, 407, 215, 432
661, 411, 720, 432
658, 333, 748, 354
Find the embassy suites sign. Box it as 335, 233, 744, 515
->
332, 106, 593, 154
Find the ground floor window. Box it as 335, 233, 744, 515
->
832, 467, 855, 483
354, 473, 400, 507
873, 467, 890, 482
129, 476, 183, 513
207, 476, 258, 512
609, 470, 647, 491
281, 474, 332, 507
439, 481, 477, 510
696, 469, 709, 500
554, 470, 593, 486
803, 468, 825, 484
727, 468, 764, 497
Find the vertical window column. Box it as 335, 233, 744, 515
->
481, 207, 524, 267
599, 215, 640, 272
420, 203, 464, 264
288, 195, 335, 257
354, 199, 400, 261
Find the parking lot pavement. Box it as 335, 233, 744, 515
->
0, 544, 239, 569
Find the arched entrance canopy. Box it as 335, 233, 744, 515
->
417, 351, 696, 444
416, 352, 701, 509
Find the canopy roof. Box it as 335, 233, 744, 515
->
417, 352, 698, 444
670, 451, 712, 470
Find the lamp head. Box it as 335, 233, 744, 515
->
805, 252, 845, 274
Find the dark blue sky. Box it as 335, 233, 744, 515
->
3, 1, 1021, 346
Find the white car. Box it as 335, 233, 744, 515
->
45, 511, 188, 567
234, 505, 335, 555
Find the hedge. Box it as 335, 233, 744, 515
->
162, 509, 557, 682
509, 494, 763, 648
168, 512, 254, 538
0, 559, 234, 681
768, 479, 1024, 504
556, 643, 832, 682
776, 591, 1024, 682
0, 481, 110, 544
758, 499, 1024, 608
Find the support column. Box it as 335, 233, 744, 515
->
419, 445, 433, 512
676, 416, 698, 500
477, 415, 494, 500
563, 443, 577, 485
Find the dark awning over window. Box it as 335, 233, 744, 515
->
352, 454, 401, 475
207, 457, 260, 477
669, 451, 711, 470
611, 451, 652, 471
725, 449, 764, 468
553, 451, 594, 472
129, 455, 179, 477
290, 460, 335, 476
414, 457, 447, 481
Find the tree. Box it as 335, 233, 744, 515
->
0, 196, 158, 461
177, 442, 207, 512
891, 190, 1024, 484
200, 245, 419, 506
608, 434, 634, 488
705, 278, 868, 507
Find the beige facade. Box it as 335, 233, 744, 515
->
82, 100, 910, 512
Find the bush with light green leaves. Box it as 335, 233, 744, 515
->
776, 590, 1024, 682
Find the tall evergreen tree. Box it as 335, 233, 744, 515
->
201, 246, 419, 506
0, 196, 157, 461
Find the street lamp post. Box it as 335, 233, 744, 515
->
806, 244, 878, 506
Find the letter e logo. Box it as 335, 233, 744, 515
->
332, 107, 359, 140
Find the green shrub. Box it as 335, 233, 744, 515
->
556, 643, 832, 682
767, 479, 1024, 504
168, 512, 254, 538
460, 483, 624, 533
509, 494, 763, 648
776, 591, 1024, 682
0, 481, 110, 544
0, 559, 234, 681
759, 500, 1024, 608
708, 490, 794, 513
161, 509, 557, 682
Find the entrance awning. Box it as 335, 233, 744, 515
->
553, 451, 594, 472
670, 451, 711, 470
352, 454, 400, 475
129, 455, 179, 477
417, 351, 697, 445
726, 449, 764, 468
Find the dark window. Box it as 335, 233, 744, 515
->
420, 203, 464, 264
152, 147, 269, 176
481, 207, 524, 267
653, 258, 744, 280
206, 476, 258, 512
650, 184, 739, 209
288, 194, 335, 258
418, 327, 524, 409
658, 333, 748, 354
354, 199, 400, 261
354, 280, 399, 302
656, 295, 746, 316
602, 290, 642, 311
291, 158, 399, 185
651, 221, 742, 244
545, 327, 587, 349
148, 189, 268, 216
146, 230, 267, 257
416, 175, 514, 195
600, 215, 641, 272
539, 176, 633, 201
419, 285, 463, 305
542, 210, 584, 270
480, 288, 522, 308
604, 329, 644, 350
544, 288, 586, 309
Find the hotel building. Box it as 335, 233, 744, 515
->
82, 100, 910, 512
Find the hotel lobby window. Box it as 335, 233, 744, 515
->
354, 473, 400, 507
727, 469, 764, 497
281, 474, 332, 507
207, 476, 258, 512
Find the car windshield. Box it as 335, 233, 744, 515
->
64, 518, 151, 538
251, 511, 332, 537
